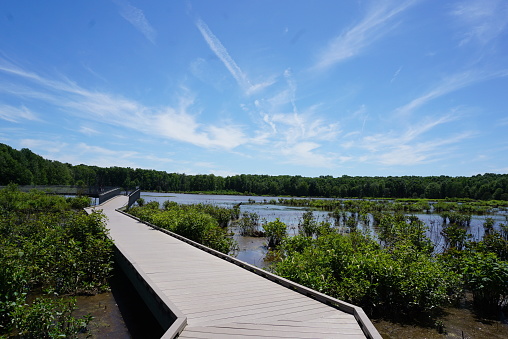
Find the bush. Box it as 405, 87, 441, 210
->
263, 218, 287, 248
129, 204, 237, 254
235, 212, 261, 236
11, 297, 92, 338
298, 211, 319, 237
462, 251, 508, 310
273, 232, 457, 317
66, 196, 92, 209
0, 188, 112, 336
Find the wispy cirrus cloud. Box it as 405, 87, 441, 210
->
362, 114, 457, 151
279, 142, 335, 168
451, 0, 508, 46
0, 61, 246, 150
357, 114, 474, 165
195, 18, 273, 95
44, 142, 140, 168
250, 71, 341, 167
193, 18, 339, 167
395, 69, 508, 116
0, 104, 38, 122
20, 139, 68, 154
375, 133, 472, 166
497, 117, 508, 127
314, 0, 418, 70
117, 2, 157, 44
78, 126, 100, 136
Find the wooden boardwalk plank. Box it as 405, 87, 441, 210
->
180, 297, 319, 318
179, 325, 364, 338
94, 196, 372, 338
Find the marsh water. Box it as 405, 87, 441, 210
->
141, 192, 334, 266
80, 192, 508, 338
141, 192, 508, 265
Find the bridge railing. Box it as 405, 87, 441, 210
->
98, 188, 123, 204
127, 189, 141, 209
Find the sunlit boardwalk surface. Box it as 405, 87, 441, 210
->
92, 196, 379, 338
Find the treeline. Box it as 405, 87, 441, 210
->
1, 143, 508, 200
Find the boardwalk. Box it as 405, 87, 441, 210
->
92, 196, 380, 338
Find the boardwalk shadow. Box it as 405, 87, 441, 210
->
110, 264, 165, 339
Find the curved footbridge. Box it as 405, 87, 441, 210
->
89, 196, 381, 339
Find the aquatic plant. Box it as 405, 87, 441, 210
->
263, 218, 287, 248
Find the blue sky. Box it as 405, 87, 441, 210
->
1, 0, 507, 177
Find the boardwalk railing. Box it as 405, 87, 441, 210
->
98, 188, 123, 204
127, 189, 141, 209
118, 208, 382, 339
1, 185, 122, 198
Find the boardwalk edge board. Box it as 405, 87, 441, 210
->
116, 207, 382, 339
113, 244, 187, 338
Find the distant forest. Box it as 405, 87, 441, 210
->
1, 143, 507, 200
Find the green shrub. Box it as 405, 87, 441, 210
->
235, 212, 261, 236
263, 218, 287, 248
462, 252, 508, 310
298, 211, 318, 237
0, 187, 112, 336
66, 196, 91, 209
273, 232, 457, 317
10, 297, 92, 338
129, 204, 237, 254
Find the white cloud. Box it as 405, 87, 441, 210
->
78, 126, 100, 136
375, 132, 473, 165
20, 139, 67, 154
245, 79, 276, 95
280, 142, 335, 168
118, 2, 157, 44
60, 143, 138, 168
451, 0, 508, 46
390, 66, 403, 83
0, 62, 247, 151
0, 104, 38, 122
498, 117, 508, 126
362, 114, 457, 151
195, 18, 272, 95
258, 75, 340, 146
153, 107, 246, 149
395, 70, 508, 116
23, 140, 171, 169
75, 143, 139, 161
247, 68, 341, 168
314, 0, 418, 70
355, 114, 474, 165
196, 18, 251, 90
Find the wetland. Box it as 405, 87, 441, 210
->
137, 192, 508, 338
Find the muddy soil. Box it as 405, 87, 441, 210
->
374, 296, 508, 339
74, 265, 164, 338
